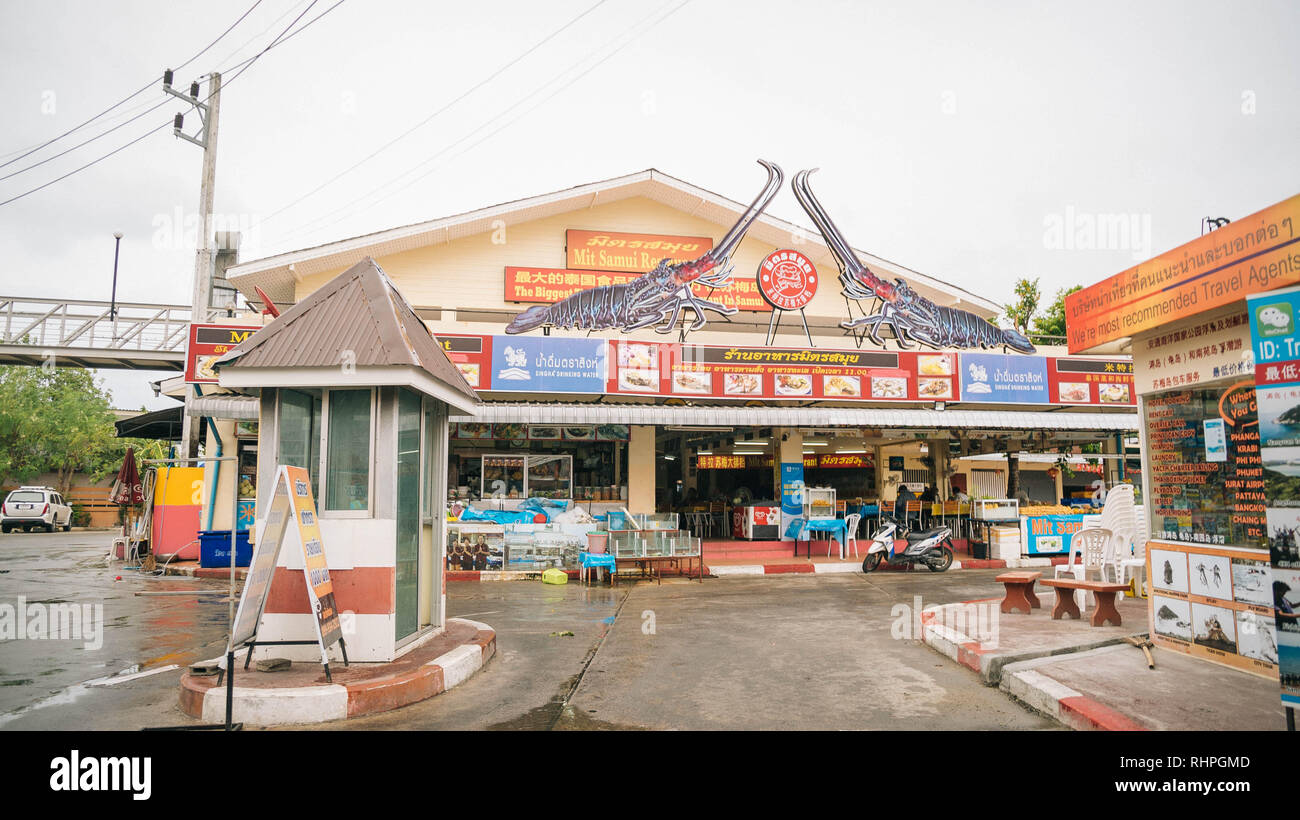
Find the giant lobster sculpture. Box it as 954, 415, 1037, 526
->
790, 168, 1035, 353
506, 159, 783, 334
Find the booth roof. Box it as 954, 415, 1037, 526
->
450, 402, 1138, 431
215, 257, 480, 407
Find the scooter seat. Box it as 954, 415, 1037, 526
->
906, 528, 948, 542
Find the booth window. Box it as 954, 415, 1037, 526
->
277, 389, 321, 496
325, 389, 373, 512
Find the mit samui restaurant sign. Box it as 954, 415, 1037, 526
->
434, 333, 1134, 406
566, 230, 712, 273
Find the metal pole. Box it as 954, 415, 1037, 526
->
110, 233, 122, 320
180, 72, 221, 461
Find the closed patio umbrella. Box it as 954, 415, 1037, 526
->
109, 446, 144, 506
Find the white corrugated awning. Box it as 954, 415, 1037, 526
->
451, 403, 1137, 431
186, 394, 259, 420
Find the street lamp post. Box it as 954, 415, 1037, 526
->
110, 232, 123, 320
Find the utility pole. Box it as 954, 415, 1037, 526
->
165, 70, 221, 459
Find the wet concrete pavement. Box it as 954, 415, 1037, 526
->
0, 531, 233, 729
338, 569, 1058, 731
1, 531, 1054, 730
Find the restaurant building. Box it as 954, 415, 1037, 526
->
190, 165, 1137, 567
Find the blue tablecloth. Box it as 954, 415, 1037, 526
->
579, 551, 616, 570
800, 518, 849, 554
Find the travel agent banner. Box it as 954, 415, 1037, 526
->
504, 266, 771, 312
1246, 285, 1300, 703
566, 230, 712, 273
1065, 193, 1300, 353
1131, 304, 1255, 394
609, 341, 960, 402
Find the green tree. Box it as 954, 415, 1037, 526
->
0, 366, 165, 494
1031, 285, 1083, 341
1004, 277, 1041, 335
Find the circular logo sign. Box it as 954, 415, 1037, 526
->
757, 249, 818, 310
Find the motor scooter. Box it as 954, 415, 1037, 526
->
862, 513, 954, 572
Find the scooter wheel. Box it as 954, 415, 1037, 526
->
927, 547, 954, 572
862, 552, 882, 572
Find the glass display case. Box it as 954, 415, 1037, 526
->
804, 487, 837, 520
973, 498, 1020, 522
502, 523, 583, 569
611, 529, 644, 558
671, 533, 700, 556
607, 511, 679, 531
480, 454, 572, 499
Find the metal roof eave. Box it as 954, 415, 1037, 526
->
448, 402, 1137, 431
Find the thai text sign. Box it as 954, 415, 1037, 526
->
566, 230, 712, 273
1065, 193, 1300, 353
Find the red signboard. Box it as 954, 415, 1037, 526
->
435, 333, 492, 389
504, 266, 771, 312
185, 323, 261, 384
428, 333, 1134, 407
566, 230, 712, 273
1046, 358, 1135, 406
757, 249, 818, 310
608, 340, 959, 403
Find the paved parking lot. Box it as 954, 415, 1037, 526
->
0, 531, 1054, 730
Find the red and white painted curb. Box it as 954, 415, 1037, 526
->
1002, 668, 1147, 731
919, 601, 1146, 731
180, 618, 496, 726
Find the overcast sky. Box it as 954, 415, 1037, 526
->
1, 0, 1298, 410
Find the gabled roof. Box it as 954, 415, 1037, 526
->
227, 167, 1000, 316
216, 257, 480, 407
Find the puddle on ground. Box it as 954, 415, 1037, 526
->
487, 698, 643, 731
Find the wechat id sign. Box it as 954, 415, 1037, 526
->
1256, 301, 1294, 338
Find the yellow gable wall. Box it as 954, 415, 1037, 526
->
293, 195, 1000, 348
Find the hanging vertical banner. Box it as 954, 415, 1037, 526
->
1247, 286, 1300, 706
780, 462, 805, 542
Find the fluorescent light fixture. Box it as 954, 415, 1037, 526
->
734, 451, 764, 457
838, 449, 866, 454
697, 450, 712, 455
663, 454, 676, 460
803, 441, 828, 446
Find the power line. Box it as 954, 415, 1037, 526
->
0, 0, 265, 170
0, 99, 170, 181
274, 0, 691, 247
0, 123, 170, 208
213, 0, 316, 74
0, 0, 345, 210
253, 0, 610, 228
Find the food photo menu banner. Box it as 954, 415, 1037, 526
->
437, 333, 1136, 406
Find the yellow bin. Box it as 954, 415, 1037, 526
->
542, 568, 568, 585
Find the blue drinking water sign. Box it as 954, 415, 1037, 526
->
1247, 285, 1300, 706
957, 353, 1050, 404
490, 336, 607, 394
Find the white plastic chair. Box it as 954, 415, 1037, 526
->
1119, 508, 1149, 594
1097, 484, 1137, 596
843, 513, 861, 558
